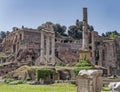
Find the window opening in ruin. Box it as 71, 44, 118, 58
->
3, 58, 6, 63
50, 50, 52, 55
70, 40, 72, 43
89, 46, 92, 50
89, 32, 92, 43
20, 34, 22, 40
64, 40, 69, 43
15, 35, 17, 42
44, 36, 46, 55
50, 74, 53, 79
95, 49, 99, 61
55, 49, 59, 57
50, 38, 52, 55
95, 61, 98, 65
90, 52, 92, 57
95, 41, 100, 46
55, 39, 57, 42
61, 40, 63, 43
102, 50, 105, 61
13, 44, 16, 53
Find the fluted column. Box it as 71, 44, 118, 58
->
46, 36, 50, 63
51, 34, 55, 63
82, 21, 88, 50
82, 8, 88, 50
40, 31, 44, 64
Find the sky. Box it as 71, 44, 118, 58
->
0, 0, 120, 35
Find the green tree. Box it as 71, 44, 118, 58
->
37, 22, 67, 37
68, 25, 82, 39
53, 24, 67, 36
0, 31, 6, 39
0, 31, 10, 43
88, 25, 94, 31
103, 30, 120, 39
76, 19, 83, 30
68, 19, 83, 39
6, 31, 10, 36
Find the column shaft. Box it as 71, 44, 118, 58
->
40, 31, 44, 64
46, 36, 50, 63
51, 35, 55, 63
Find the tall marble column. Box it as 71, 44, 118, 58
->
46, 35, 50, 63
80, 8, 91, 61
82, 23, 88, 50
40, 30, 44, 64
82, 8, 89, 50
51, 34, 55, 63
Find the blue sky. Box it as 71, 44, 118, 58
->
0, 0, 120, 35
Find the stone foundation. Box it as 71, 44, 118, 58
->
77, 70, 103, 92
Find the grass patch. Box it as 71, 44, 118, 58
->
102, 86, 110, 92
0, 64, 3, 67
0, 83, 76, 92
0, 83, 109, 92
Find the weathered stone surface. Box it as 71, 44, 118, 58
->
57, 69, 75, 80
55, 42, 81, 65
1, 7, 120, 77
2, 23, 55, 66
77, 70, 103, 92
109, 82, 120, 92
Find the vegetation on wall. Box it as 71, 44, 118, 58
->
4, 78, 25, 84
36, 69, 55, 81
56, 62, 66, 66
74, 59, 93, 76
0, 64, 3, 67
102, 30, 120, 39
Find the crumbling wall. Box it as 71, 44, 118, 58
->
55, 43, 81, 65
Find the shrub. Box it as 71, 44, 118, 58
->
36, 69, 55, 81
74, 59, 93, 76
4, 78, 15, 84
0, 64, 3, 67
76, 59, 92, 67
4, 78, 25, 84
74, 67, 93, 76
8, 80, 25, 85
56, 62, 66, 66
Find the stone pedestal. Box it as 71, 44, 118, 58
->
77, 70, 103, 92
80, 49, 91, 61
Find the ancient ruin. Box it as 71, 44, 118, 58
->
0, 7, 120, 77
109, 82, 120, 92
1, 23, 55, 65
77, 70, 103, 92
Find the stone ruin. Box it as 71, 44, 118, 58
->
0, 23, 55, 76
1, 7, 120, 77
1, 23, 55, 66
109, 82, 120, 92
77, 70, 103, 92
2, 65, 75, 85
